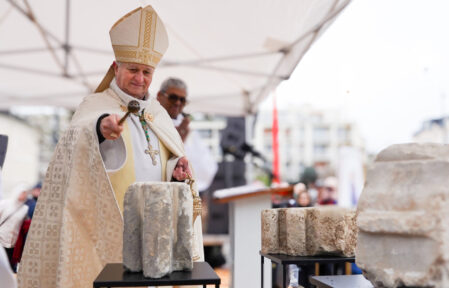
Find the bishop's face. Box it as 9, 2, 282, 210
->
114, 62, 154, 100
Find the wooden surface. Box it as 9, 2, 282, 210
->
214, 186, 292, 203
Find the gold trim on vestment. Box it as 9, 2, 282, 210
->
107, 122, 136, 214
94, 65, 115, 93
159, 140, 169, 181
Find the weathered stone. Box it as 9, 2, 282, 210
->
306, 207, 357, 257
261, 206, 356, 257
285, 208, 308, 255
356, 143, 449, 288
123, 182, 193, 278
278, 208, 288, 254
261, 209, 279, 254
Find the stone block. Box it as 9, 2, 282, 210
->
306, 207, 357, 257
282, 208, 308, 256
356, 143, 449, 288
261, 206, 356, 257
261, 209, 279, 254
123, 182, 193, 278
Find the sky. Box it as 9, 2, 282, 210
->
261, 0, 449, 154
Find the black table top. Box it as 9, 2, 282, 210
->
309, 275, 374, 288
93, 262, 220, 287
260, 252, 355, 265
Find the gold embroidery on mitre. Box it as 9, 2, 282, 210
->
143, 10, 153, 49
114, 50, 138, 59
95, 6, 168, 94
110, 6, 168, 68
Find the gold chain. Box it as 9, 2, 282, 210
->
186, 175, 202, 224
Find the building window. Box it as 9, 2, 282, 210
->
313, 127, 329, 142
314, 144, 327, 156
338, 127, 347, 142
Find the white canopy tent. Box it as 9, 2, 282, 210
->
0, 0, 350, 116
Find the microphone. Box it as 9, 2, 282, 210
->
240, 142, 265, 160
222, 145, 245, 160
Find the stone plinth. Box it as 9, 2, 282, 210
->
356, 143, 449, 288
123, 182, 193, 278
262, 206, 356, 257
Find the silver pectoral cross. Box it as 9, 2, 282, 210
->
145, 144, 159, 165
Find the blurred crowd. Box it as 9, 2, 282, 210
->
272, 176, 338, 209
0, 182, 42, 288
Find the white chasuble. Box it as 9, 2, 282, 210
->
18, 84, 204, 288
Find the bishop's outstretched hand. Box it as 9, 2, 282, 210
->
173, 156, 192, 181
100, 114, 124, 140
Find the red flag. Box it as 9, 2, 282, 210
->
272, 93, 280, 184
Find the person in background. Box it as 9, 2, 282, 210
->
318, 176, 338, 205
17, 182, 41, 220
11, 182, 41, 270
0, 246, 17, 288
157, 77, 218, 192
0, 149, 17, 288
296, 190, 312, 208
1, 183, 29, 273
288, 182, 312, 208
157, 77, 219, 268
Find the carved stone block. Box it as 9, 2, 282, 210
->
261, 206, 356, 257
123, 182, 193, 278
261, 209, 279, 254
306, 207, 357, 257
356, 143, 449, 288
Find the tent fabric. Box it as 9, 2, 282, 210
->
0, 0, 350, 116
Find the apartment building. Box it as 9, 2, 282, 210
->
254, 105, 365, 182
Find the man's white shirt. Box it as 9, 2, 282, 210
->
173, 114, 218, 191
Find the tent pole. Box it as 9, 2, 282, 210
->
63, 0, 71, 77
165, 51, 279, 66
251, 0, 351, 108
165, 63, 287, 79
6, 0, 62, 44
288, 0, 350, 49
0, 63, 61, 77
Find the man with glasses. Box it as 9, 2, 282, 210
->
157, 78, 218, 192
157, 78, 190, 141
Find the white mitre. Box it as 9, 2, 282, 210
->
95, 5, 169, 93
